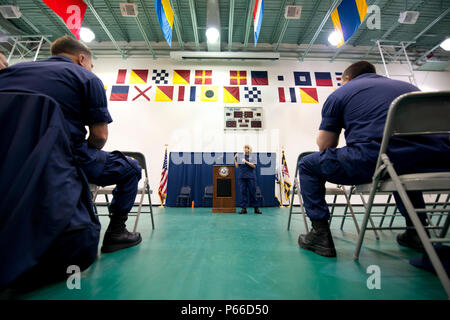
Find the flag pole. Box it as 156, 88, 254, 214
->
279, 146, 285, 208
159, 144, 169, 208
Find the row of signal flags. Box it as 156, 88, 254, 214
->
114, 69, 342, 87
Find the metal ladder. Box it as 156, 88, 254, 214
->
375, 39, 418, 86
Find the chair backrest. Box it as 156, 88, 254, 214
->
377, 91, 450, 168
204, 185, 213, 195
180, 186, 191, 195
123, 151, 148, 178
295, 151, 315, 177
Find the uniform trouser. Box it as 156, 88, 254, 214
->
239, 178, 258, 208
298, 150, 428, 225
83, 151, 142, 222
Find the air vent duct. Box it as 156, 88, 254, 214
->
0, 5, 22, 19
120, 3, 138, 17
285, 5, 302, 19
398, 11, 420, 24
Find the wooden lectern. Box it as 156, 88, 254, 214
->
212, 165, 236, 213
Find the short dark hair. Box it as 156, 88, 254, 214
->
50, 35, 92, 57
343, 61, 376, 80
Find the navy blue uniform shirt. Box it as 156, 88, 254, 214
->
0, 55, 112, 167
319, 73, 450, 173
320, 73, 420, 145
238, 154, 257, 179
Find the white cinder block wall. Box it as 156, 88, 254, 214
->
91, 58, 450, 205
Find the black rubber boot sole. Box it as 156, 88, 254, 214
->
101, 236, 142, 254
298, 235, 337, 257
397, 233, 424, 253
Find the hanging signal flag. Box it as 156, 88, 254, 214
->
155, 86, 174, 102
200, 86, 218, 102
230, 71, 247, 85
223, 86, 240, 103
42, 0, 87, 40
116, 69, 127, 84
130, 70, 149, 84
278, 88, 297, 103
173, 70, 190, 85
155, 0, 174, 47
299, 88, 318, 104
253, 0, 264, 46
331, 0, 368, 47
110, 86, 129, 101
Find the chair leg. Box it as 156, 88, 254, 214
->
328, 194, 338, 227
387, 168, 450, 298
379, 194, 392, 228
359, 193, 380, 239
147, 187, 154, 230
354, 179, 379, 260
298, 183, 310, 233
340, 186, 354, 230
341, 186, 360, 234
440, 212, 450, 238
287, 179, 297, 230
133, 187, 146, 233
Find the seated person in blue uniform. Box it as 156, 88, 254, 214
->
0, 36, 142, 258
0, 52, 7, 69
297, 61, 450, 258
234, 145, 262, 215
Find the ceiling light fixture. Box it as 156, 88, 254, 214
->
206, 27, 220, 43
439, 38, 450, 51
328, 31, 342, 46
80, 27, 95, 43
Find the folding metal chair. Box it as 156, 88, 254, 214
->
353, 91, 450, 298
287, 152, 362, 234
202, 185, 213, 206
90, 151, 155, 232
255, 186, 265, 207
176, 186, 191, 207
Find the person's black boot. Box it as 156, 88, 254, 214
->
397, 229, 429, 252
298, 219, 336, 257
254, 208, 262, 214
239, 208, 247, 214
397, 218, 429, 252
101, 215, 142, 253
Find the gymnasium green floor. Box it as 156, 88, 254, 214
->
17, 207, 447, 300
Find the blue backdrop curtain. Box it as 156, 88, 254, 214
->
165, 152, 277, 207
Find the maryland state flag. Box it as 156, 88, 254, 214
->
223, 86, 240, 103
331, 0, 368, 47
43, 0, 87, 40
281, 150, 291, 203
173, 70, 190, 85
200, 86, 218, 102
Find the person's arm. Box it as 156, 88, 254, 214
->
243, 158, 257, 169
83, 77, 113, 148
234, 153, 239, 168
87, 122, 108, 149
317, 95, 343, 150
317, 130, 339, 151
0, 52, 8, 70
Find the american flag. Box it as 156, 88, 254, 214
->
158, 148, 168, 204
